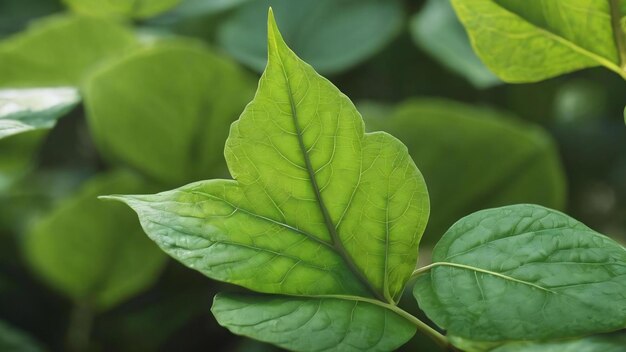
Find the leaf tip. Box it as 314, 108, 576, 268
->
98, 194, 129, 204
267, 7, 286, 57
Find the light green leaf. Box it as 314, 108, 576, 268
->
217, 0, 403, 74
106, 11, 429, 301
84, 40, 254, 185
0, 320, 44, 352
451, 0, 626, 82
492, 334, 626, 352
361, 99, 566, 243
413, 204, 626, 342
0, 15, 137, 87
0, 87, 79, 139
63, 0, 181, 19
212, 293, 416, 352
105, 11, 430, 350
410, 0, 500, 88
24, 171, 167, 311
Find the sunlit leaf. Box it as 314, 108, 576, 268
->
0, 87, 79, 139
414, 204, 626, 342
24, 171, 167, 311
217, 0, 403, 74
84, 40, 254, 185
451, 0, 626, 82
63, 0, 181, 19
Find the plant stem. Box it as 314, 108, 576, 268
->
66, 300, 94, 352
386, 304, 452, 350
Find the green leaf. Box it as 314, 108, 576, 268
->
152, 0, 252, 23
413, 204, 626, 342
361, 99, 566, 243
0, 130, 46, 192
0, 87, 79, 140
451, 0, 626, 82
212, 293, 416, 352
0, 320, 44, 352
83, 40, 254, 185
24, 171, 167, 311
0, 0, 61, 36
217, 0, 403, 75
105, 10, 430, 351
491, 334, 626, 352
63, 0, 181, 19
0, 15, 137, 87
410, 0, 500, 88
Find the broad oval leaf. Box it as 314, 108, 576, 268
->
217, 0, 403, 75
63, 0, 181, 19
491, 334, 626, 352
0, 87, 79, 139
107, 10, 429, 303
452, 0, 626, 82
361, 99, 566, 243
24, 171, 167, 311
84, 40, 254, 185
411, 0, 500, 88
413, 204, 626, 342
212, 293, 416, 352
0, 15, 137, 87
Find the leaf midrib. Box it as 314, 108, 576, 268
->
609, 0, 626, 69
271, 46, 387, 303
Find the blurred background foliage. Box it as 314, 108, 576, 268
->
0, 0, 624, 351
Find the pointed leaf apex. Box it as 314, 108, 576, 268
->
267, 7, 286, 58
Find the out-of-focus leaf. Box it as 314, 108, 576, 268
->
217, 0, 403, 75
0, 130, 46, 192
212, 293, 417, 352
492, 334, 626, 352
152, 0, 252, 24
63, 0, 181, 19
451, 0, 626, 82
0, 87, 79, 139
0, 320, 44, 352
410, 0, 500, 88
414, 204, 626, 343
361, 99, 566, 243
0, 15, 137, 87
0, 0, 62, 37
84, 40, 254, 185
24, 171, 167, 311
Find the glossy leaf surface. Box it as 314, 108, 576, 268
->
217, 0, 403, 74
361, 99, 566, 243
0, 15, 137, 87
212, 293, 416, 352
414, 204, 626, 342
452, 0, 626, 82
84, 40, 254, 185
24, 171, 167, 310
0, 87, 79, 139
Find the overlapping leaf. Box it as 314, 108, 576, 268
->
414, 204, 626, 343
106, 10, 429, 351
452, 0, 626, 82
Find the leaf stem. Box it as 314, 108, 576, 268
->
65, 300, 94, 352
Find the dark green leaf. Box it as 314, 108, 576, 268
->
491, 334, 626, 352
0, 320, 44, 352
414, 204, 626, 342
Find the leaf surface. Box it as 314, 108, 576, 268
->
24, 171, 167, 310
451, 0, 626, 81
0, 87, 79, 139
492, 334, 626, 352
84, 40, 254, 185
0, 320, 44, 352
217, 0, 403, 74
414, 204, 626, 342
63, 0, 181, 19
212, 293, 416, 352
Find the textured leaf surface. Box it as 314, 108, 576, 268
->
361, 99, 565, 243
24, 171, 167, 310
452, 0, 626, 82
411, 0, 500, 88
63, 0, 181, 19
0, 87, 79, 139
212, 293, 416, 352
108, 11, 429, 303
0, 15, 137, 87
217, 0, 403, 74
414, 204, 626, 342
492, 334, 626, 352
84, 40, 253, 185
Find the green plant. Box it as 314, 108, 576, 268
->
105, 11, 626, 352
